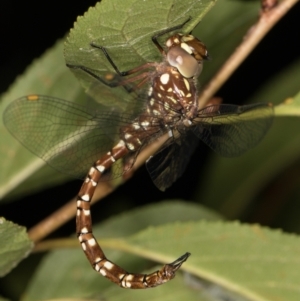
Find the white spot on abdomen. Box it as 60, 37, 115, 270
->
104, 261, 114, 270
141, 120, 149, 127
88, 238, 96, 246
83, 209, 90, 216
127, 143, 135, 151
149, 98, 155, 106
96, 165, 105, 173
148, 86, 153, 96
100, 269, 107, 276
81, 194, 90, 201
132, 122, 140, 130
81, 227, 89, 233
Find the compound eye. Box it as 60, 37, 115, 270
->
167, 46, 202, 78
181, 35, 209, 61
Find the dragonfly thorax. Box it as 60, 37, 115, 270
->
147, 66, 198, 126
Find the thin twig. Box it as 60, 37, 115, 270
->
28, 133, 169, 243
28, 181, 113, 242
28, 0, 298, 244
261, 0, 278, 13
197, 0, 299, 108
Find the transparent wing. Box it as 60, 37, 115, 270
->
146, 131, 199, 191
193, 103, 273, 157
3, 95, 140, 179
146, 103, 273, 190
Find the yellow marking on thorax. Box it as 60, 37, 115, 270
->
27, 95, 39, 101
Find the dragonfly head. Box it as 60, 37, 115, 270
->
165, 34, 209, 79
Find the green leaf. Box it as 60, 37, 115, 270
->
64, 0, 216, 109
126, 222, 300, 301
0, 40, 85, 200
0, 217, 33, 277
23, 207, 300, 301
22, 200, 221, 300
94, 199, 223, 238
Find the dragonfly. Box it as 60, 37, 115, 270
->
3, 18, 273, 288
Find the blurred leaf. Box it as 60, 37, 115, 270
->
0, 217, 33, 277
23, 200, 221, 301
101, 271, 211, 301
196, 58, 300, 218
126, 222, 300, 301
94, 199, 223, 238
0, 40, 85, 200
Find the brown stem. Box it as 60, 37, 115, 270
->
28, 133, 169, 243
261, 0, 278, 13
197, 0, 299, 108
28, 182, 113, 242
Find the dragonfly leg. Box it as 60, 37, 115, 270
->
151, 17, 191, 54
67, 17, 192, 90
